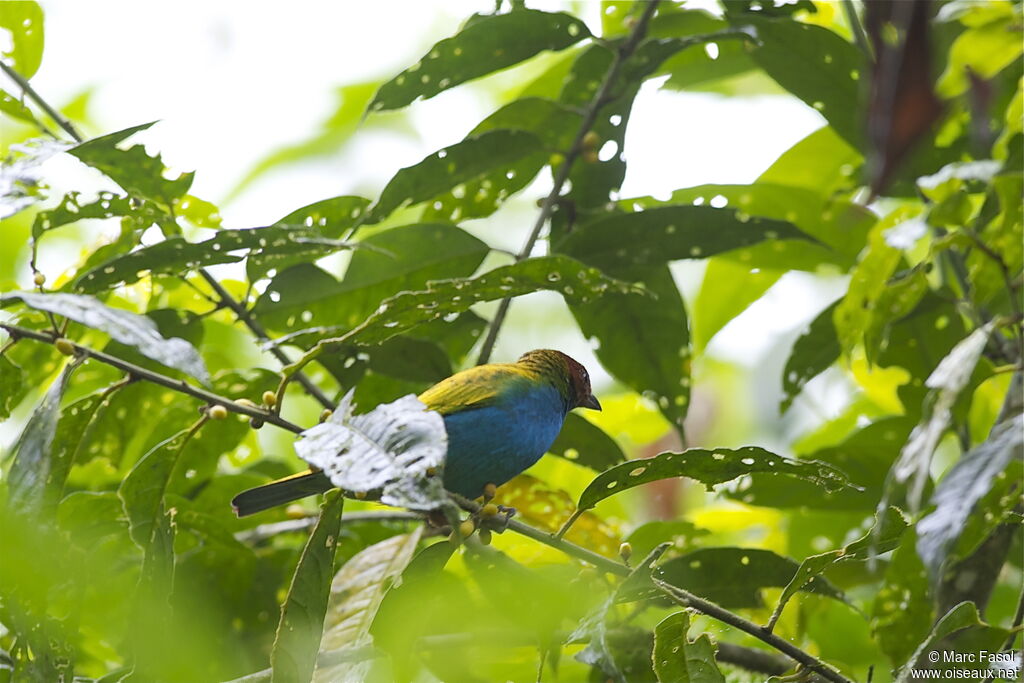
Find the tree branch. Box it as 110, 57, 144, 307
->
474, 0, 661, 365
234, 510, 423, 543
0, 322, 303, 434
0, 61, 82, 141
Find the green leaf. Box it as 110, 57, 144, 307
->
256, 222, 488, 333
31, 191, 135, 240
916, 413, 1024, 579
871, 528, 933, 666
781, 300, 840, 412
2, 291, 211, 384
557, 205, 815, 271
119, 428, 197, 549
315, 529, 423, 682
575, 446, 855, 513
68, 122, 195, 209
758, 125, 862, 195
651, 547, 846, 608
569, 265, 690, 433
739, 15, 865, 148
630, 182, 875, 266
339, 255, 642, 347
366, 129, 543, 223
0, 353, 26, 419
768, 507, 908, 630
0, 89, 39, 125
270, 490, 343, 683
41, 389, 118, 511
73, 223, 360, 294
549, 412, 627, 471
246, 195, 371, 282
894, 602, 1008, 683
421, 98, 581, 223
368, 10, 590, 112
0, 138, 71, 219
625, 521, 710, 560
937, 5, 1024, 97
653, 8, 758, 93
0, 1, 44, 78
652, 612, 725, 683
733, 417, 915, 510
7, 360, 77, 514
693, 259, 781, 353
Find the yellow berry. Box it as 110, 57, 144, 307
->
54, 338, 75, 356
426, 466, 438, 476
459, 519, 476, 538
234, 398, 257, 409
319, 409, 333, 423
619, 542, 633, 562
33, 272, 45, 286
354, 491, 367, 500
478, 529, 492, 545
208, 404, 228, 420
483, 483, 497, 500
481, 503, 499, 518
582, 149, 600, 164
582, 130, 601, 151
548, 152, 565, 167
262, 391, 277, 407
249, 418, 264, 429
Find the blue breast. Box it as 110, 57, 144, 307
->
441, 382, 566, 498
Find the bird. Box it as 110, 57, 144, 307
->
232, 349, 601, 516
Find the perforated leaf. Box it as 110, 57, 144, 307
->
366, 129, 543, 223
3, 291, 210, 384
557, 205, 814, 271
781, 300, 840, 412
576, 446, 854, 513
549, 412, 627, 471
652, 612, 725, 683
295, 392, 448, 510
368, 10, 590, 112
0, 1, 44, 78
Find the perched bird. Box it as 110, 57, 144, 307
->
232, 349, 601, 516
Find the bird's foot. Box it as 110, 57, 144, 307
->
477, 503, 516, 533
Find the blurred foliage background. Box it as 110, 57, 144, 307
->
0, 1, 1022, 682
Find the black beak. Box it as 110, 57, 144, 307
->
579, 394, 601, 411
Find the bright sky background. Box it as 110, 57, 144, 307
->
9, 0, 852, 447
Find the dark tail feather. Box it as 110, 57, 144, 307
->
232, 469, 334, 517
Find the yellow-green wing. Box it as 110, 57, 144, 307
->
418, 363, 529, 416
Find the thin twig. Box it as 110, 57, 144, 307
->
474, 0, 661, 365
841, 0, 872, 61
654, 579, 855, 683
0, 61, 82, 141
0, 322, 303, 434
196, 270, 336, 409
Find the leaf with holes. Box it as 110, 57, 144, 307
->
570, 265, 690, 435
0, 353, 26, 419
315, 528, 423, 683
255, 223, 488, 333
0, 1, 44, 78
73, 224, 361, 293
2, 291, 210, 384
341, 255, 642, 347
366, 129, 543, 223
575, 446, 854, 513
272, 490, 343, 683
625, 520, 710, 561
0, 89, 39, 125
295, 392, 448, 510
557, 205, 815, 271
246, 195, 371, 282
422, 98, 580, 223
781, 299, 840, 413
68, 122, 194, 209
738, 15, 865, 148
31, 191, 135, 240
647, 547, 846, 609
368, 10, 590, 112
549, 412, 627, 471
652, 612, 725, 683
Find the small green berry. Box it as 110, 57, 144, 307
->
208, 405, 228, 420
55, 338, 75, 355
